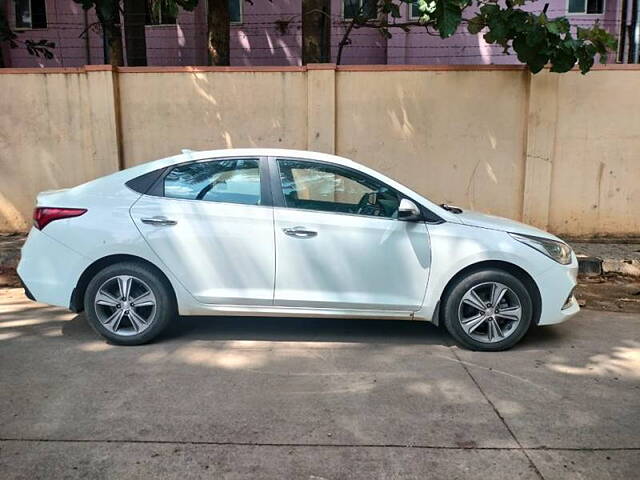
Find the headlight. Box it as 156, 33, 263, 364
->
509, 233, 573, 265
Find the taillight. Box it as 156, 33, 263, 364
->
33, 207, 87, 230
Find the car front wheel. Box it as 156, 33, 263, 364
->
442, 269, 533, 351
84, 262, 175, 345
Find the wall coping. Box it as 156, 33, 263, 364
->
1, 63, 639, 74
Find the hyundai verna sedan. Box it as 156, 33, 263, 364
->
18, 149, 579, 351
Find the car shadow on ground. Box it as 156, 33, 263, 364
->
60, 311, 573, 350
60, 313, 452, 346
1, 288, 578, 350
169, 315, 454, 345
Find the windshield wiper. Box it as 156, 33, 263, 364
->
440, 204, 463, 214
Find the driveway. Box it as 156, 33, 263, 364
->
0, 287, 638, 479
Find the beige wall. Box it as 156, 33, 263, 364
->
336, 69, 530, 222
0, 67, 120, 231
546, 70, 640, 236
118, 70, 309, 167
1, 65, 638, 237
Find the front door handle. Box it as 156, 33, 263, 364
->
141, 216, 178, 226
283, 226, 317, 238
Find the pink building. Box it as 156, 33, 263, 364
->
2, 0, 623, 68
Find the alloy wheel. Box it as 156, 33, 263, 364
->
457, 281, 522, 344
94, 275, 157, 336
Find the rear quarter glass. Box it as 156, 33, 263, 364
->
125, 168, 168, 194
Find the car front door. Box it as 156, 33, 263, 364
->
131, 157, 275, 306
271, 157, 431, 312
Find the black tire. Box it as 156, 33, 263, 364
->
442, 269, 533, 351
84, 262, 176, 345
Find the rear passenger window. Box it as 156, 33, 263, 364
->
164, 159, 261, 206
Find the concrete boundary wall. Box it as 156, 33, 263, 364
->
1, 64, 639, 237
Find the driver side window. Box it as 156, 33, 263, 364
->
164, 158, 261, 206
277, 159, 400, 218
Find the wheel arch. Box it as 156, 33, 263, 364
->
69, 254, 177, 313
434, 260, 542, 327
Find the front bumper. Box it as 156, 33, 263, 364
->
536, 254, 580, 326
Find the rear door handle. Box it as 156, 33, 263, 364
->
141, 216, 177, 226
283, 226, 317, 238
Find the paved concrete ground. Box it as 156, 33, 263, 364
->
0, 288, 638, 479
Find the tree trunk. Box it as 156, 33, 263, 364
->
106, 24, 124, 66
302, 0, 330, 64
123, 0, 147, 66
95, 0, 124, 66
207, 0, 230, 66
0, 6, 9, 67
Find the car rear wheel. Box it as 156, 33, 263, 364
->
442, 269, 533, 351
84, 262, 175, 345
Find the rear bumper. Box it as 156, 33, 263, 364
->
17, 228, 88, 309
536, 254, 580, 326
18, 274, 35, 301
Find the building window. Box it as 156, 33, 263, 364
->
14, 0, 47, 29
229, 0, 242, 24
343, 0, 377, 20
145, 0, 240, 25
409, 1, 420, 19
146, 2, 177, 25
567, 0, 604, 14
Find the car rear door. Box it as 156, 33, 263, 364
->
270, 157, 431, 312
130, 157, 275, 306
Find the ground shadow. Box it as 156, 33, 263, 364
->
167, 315, 452, 346
61, 313, 452, 346
59, 312, 580, 349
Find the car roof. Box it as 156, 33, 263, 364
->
183, 148, 357, 167
80, 148, 456, 223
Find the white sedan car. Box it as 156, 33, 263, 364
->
18, 149, 579, 351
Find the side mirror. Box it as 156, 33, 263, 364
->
398, 198, 422, 221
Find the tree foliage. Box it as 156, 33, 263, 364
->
73, 0, 199, 18
149, 0, 200, 20
341, 0, 617, 74
73, 0, 199, 65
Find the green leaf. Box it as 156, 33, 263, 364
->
472, 2, 616, 74
513, 35, 548, 73
434, 0, 462, 38
73, 0, 95, 11
549, 52, 576, 73
467, 15, 485, 35
547, 18, 570, 35
176, 0, 199, 12
525, 27, 546, 48
577, 48, 595, 74
418, 0, 437, 14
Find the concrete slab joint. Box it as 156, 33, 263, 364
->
522, 72, 559, 230
306, 64, 336, 155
